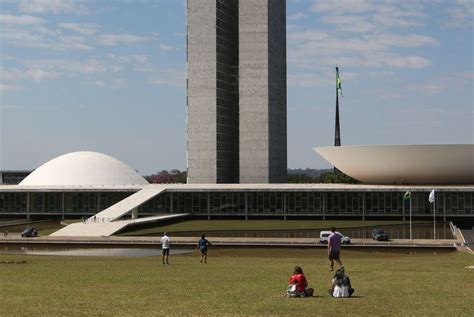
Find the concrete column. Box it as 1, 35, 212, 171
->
362, 192, 366, 221
443, 192, 446, 221
61, 192, 65, 220
207, 192, 210, 220
322, 192, 326, 220
283, 193, 287, 220
170, 192, 174, 214
97, 192, 100, 212
26, 192, 30, 220
245, 192, 248, 221
402, 192, 405, 221
132, 207, 138, 219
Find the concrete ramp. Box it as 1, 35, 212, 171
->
90, 185, 167, 222
50, 213, 188, 237
50, 185, 188, 237
50, 221, 127, 237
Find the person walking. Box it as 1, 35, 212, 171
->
160, 231, 171, 265
328, 227, 343, 271
196, 234, 212, 263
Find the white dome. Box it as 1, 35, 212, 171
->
20, 151, 149, 186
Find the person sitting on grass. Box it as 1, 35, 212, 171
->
286, 266, 314, 297
196, 234, 213, 263
329, 266, 354, 298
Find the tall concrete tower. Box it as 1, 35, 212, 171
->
186, 0, 287, 184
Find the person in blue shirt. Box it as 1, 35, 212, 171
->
196, 234, 213, 263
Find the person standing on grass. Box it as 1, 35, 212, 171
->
328, 227, 343, 271
196, 234, 212, 263
160, 231, 171, 265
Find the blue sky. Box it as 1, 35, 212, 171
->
0, 0, 472, 175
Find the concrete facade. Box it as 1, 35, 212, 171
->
1, 184, 473, 219
239, 0, 287, 183
187, 0, 239, 184
186, 0, 287, 184
187, 0, 218, 183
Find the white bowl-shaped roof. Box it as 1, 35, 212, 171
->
20, 151, 149, 186
314, 144, 474, 184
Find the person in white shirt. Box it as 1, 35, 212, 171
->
329, 267, 354, 298
160, 232, 171, 265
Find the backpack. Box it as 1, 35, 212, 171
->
334, 269, 349, 288
286, 283, 306, 298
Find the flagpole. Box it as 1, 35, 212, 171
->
335, 67, 341, 147
433, 195, 436, 240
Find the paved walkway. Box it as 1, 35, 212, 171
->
460, 229, 474, 253
0, 235, 459, 249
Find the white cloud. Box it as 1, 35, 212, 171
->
408, 71, 474, 96
0, 67, 23, 81
53, 59, 107, 74
0, 83, 18, 93
159, 43, 176, 52
287, 1, 437, 72
447, 0, 474, 28
19, 0, 88, 15
56, 35, 93, 50
289, 70, 359, 88
312, 0, 379, 15
320, 15, 375, 33
288, 12, 307, 21
0, 14, 45, 25
106, 54, 151, 73
0, 28, 43, 43
97, 33, 149, 46
24, 68, 59, 81
58, 22, 99, 36
107, 54, 150, 65
94, 81, 105, 87
25, 59, 107, 75
288, 30, 329, 41
0, 104, 21, 110
149, 69, 185, 87
373, 33, 438, 47
0, 27, 92, 50
311, 0, 425, 30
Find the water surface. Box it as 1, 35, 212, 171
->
0, 246, 193, 257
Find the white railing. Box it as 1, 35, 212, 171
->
449, 221, 457, 238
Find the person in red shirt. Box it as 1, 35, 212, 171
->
287, 266, 314, 297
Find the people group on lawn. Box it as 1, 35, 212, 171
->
286, 226, 355, 298
160, 226, 354, 298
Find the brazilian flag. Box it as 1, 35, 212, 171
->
336, 67, 343, 97
403, 191, 411, 200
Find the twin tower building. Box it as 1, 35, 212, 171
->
187, 0, 287, 184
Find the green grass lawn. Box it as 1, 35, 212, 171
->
0, 249, 472, 316
120, 220, 425, 236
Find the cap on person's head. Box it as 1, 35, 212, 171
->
331, 227, 336, 232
